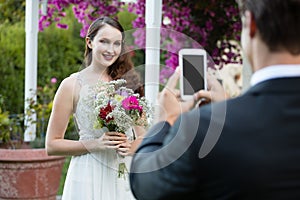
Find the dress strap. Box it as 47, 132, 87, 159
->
70, 72, 83, 86
69, 72, 83, 114
68, 72, 83, 135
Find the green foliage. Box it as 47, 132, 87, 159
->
37, 12, 85, 87
0, 8, 84, 114
117, 7, 137, 31
0, 22, 26, 114
0, 0, 25, 24
0, 95, 11, 143
0, 94, 24, 148
58, 156, 71, 195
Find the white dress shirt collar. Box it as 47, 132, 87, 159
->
250, 64, 300, 86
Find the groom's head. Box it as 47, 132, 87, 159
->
237, 0, 300, 56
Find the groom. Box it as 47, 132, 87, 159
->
130, 0, 300, 199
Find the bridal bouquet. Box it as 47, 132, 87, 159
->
93, 79, 152, 178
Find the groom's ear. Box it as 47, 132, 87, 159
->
245, 10, 257, 38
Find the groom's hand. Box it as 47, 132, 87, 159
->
156, 68, 196, 125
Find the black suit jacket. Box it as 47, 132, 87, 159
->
130, 77, 300, 200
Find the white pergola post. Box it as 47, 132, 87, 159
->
145, 0, 162, 105
24, 0, 39, 141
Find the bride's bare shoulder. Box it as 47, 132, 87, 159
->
58, 72, 81, 90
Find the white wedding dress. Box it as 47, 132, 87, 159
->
62, 73, 136, 200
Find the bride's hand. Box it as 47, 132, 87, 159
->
117, 140, 132, 156
82, 132, 127, 152
100, 132, 127, 150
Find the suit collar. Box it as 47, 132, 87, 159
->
245, 77, 300, 95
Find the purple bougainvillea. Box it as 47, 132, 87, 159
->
39, 0, 242, 83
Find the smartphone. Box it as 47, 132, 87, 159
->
179, 48, 207, 101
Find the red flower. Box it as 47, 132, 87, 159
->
99, 103, 114, 123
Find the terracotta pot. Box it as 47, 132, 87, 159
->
0, 148, 65, 200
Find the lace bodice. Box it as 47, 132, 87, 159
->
72, 73, 107, 140
71, 72, 134, 141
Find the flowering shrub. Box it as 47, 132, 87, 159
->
39, 0, 242, 83
129, 0, 242, 83
39, 0, 124, 37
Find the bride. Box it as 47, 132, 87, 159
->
45, 16, 145, 200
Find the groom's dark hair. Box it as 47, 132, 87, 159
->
237, 0, 300, 55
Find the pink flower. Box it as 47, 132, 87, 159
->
51, 77, 57, 84
122, 96, 142, 112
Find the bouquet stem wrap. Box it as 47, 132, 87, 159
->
117, 154, 128, 179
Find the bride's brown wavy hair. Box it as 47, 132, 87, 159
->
84, 17, 144, 96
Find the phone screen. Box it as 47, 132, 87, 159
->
182, 54, 205, 95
